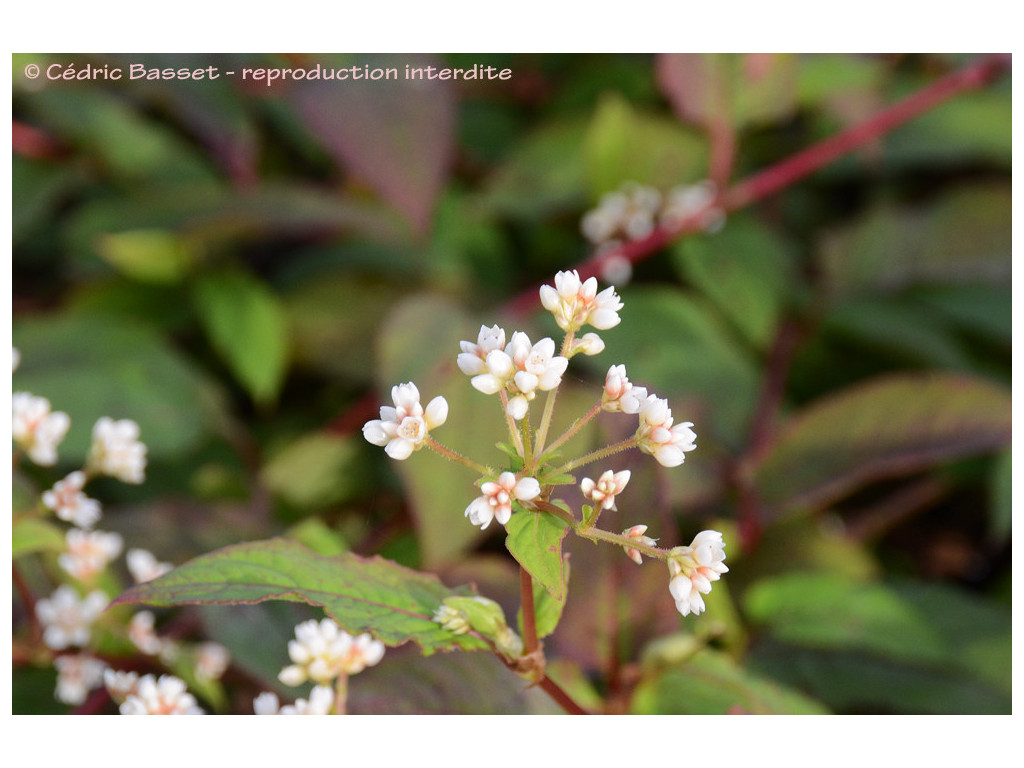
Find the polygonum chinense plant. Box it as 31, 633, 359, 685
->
113, 270, 728, 715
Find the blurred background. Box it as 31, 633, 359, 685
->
11, 53, 1011, 714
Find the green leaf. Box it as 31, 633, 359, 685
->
579, 285, 759, 445
12, 517, 67, 558
12, 313, 226, 461
671, 214, 800, 351
582, 92, 707, 196
987, 449, 1011, 544
753, 372, 1011, 516
113, 538, 488, 655
629, 648, 829, 714
283, 518, 348, 557
744, 573, 1011, 713
819, 183, 1011, 295
518, 556, 570, 639
95, 229, 197, 284
261, 432, 366, 511
504, 509, 569, 601
192, 269, 290, 406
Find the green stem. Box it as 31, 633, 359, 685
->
533, 330, 575, 457
542, 401, 602, 459
546, 435, 640, 479
499, 390, 525, 457
575, 525, 670, 561
424, 436, 490, 475
520, 413, 534, 470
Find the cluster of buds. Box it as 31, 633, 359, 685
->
581, 180, 726, 249
361, 271, 727, 623
13, 348, 230, 711
278, 618, 385, 686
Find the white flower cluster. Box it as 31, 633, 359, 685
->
54, 654, 109, 705
58, 528, 123, 582
667, 531, 729, 617
254, 686, 334, 715
42, 471, 102, 529
459, 327, 570, 420
110, 673, 205, 715
465, 472, 541, 530
363, 382, 448, 460
580, 180, 725, 248
636, 394, 697, 468
34, 585, 109, 650
88, 417, 147, 483
278, 618, 385, 686
12, 393, 70, 466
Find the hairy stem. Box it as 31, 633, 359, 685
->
547, 435, 639, 478
542, 401, 603, 459
424, 436, 490, 475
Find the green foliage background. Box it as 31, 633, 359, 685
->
12, 53, 1011, 714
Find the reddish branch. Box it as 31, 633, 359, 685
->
504, 53, 1011, 317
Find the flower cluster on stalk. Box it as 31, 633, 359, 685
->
361, 270, 727, 622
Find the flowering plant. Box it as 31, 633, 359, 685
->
110, 269, 727, 714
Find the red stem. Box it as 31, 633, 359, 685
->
503, 53, 1011, 317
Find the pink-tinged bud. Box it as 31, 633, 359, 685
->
622, 524, 657, 564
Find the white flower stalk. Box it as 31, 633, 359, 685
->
503, 332, 569, 420
54, 654, 108, 706
602, 364, 647, 415
88, 417, 147, 483
622, 524, 659, 565
42, 471, 102, 529
12, 392, 71, 466
58, 528, 124, 582
128, 611, 170, 656
35, 586, 108, 650
279, 618, 385, 686
580, 469, 631, 512
433, 604, 471, 634
195, 642, 231, 680
126, 548, 174, 583
667, 530, 729, 617
457, 324, 507, 377
119, 674, 204, 715
464, 472, 541, 530
363, 382, 448, 460
539, 270, 623, 332
636, 394, 697, 468
280, 686, 334, 715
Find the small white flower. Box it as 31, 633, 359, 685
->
119, 674, 204, 715
464, 472, 541, 530
42, 471, 102, 529
569, 332, 605, 357
599, 254, 633, 286
539, 270, 623, 332
362, 382, 448, 460
433, 604, 471, 634
580, 469, 631, 512
636, 394, 697, 468
35, 586, 108, 650
126, 548, 174, 583
279, 685, 334, 715
279, 618, 385, 686
253, 691, 281, 715
58, 528, 124, 582
659, 180, 717, 229
12, 392, 70, 466
602, 365, 647, 414
457, 325, 507, 377
504, 332, 569, 419
88, 417, 147, 483
54, 654, 108, 706
667, 530, 729, 617
621, 524, 658, 565
581, 183, 662, 245
128, 611, 169, 656
195, 642, 231, 680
